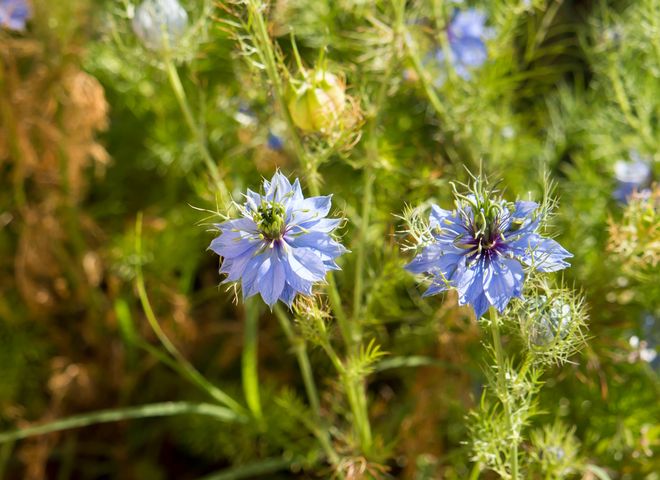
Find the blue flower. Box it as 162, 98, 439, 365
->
0, 0, 31, 31
406, 192, 572, 318
613, 150, 652, 203
267, 131, 284, 151
435, 9, 494, 80
132, 0, 188, 52
209, 172, 347, 308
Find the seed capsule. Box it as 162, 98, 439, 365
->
530, 297, 572, 347
132, 0, 188, 51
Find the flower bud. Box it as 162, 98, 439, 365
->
132, 0, 188, 52
287, 70, 346, 133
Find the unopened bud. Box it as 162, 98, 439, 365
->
287, 70, 346, 133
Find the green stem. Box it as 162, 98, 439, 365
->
489, 308, 518, 480
0, 441, 13, 478
402, 27, 450, 122
198, 457, 291, 480
163, 55, 230, 204
135, 214, 246, 416
468, 462, 481, 480
272, 306, 342, 470
326, 274, 353, 349
247, 0, 310, 172
242, 298, 263, 420
0, 402, 242, 444
273, 305, 321, 416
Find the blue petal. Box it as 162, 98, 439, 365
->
453, 62, 472, 80
241, 254, 268, 300
245, 189, 262, 211
287, 232, 347, 262
470, 290, 490, 318
220, 252, 253, 283
208, 231, 260, 259
512, 201, 538, 219
291, 195, 332, 225
280, 283, 298, 306
282, 249, 321, 295
454, 258, 490, 318
423, 279, 450, 296
452, 36, 487, 67
295, 218, 341, 234
429, 205, 454, 229
483, 257, 524, 312
257, 252, 286, 307
285, 247, 327, 283
291, 179, 304, 203
217, 217, 258, 234
271, 172, 293, 202
450, 9, 487, 38
405, 244, 446, 274
510, 234, 572, 272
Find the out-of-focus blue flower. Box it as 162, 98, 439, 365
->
406, 190, 572, 318
209, 172, 347, 308
613, 151, 652, 203
435, 9, 494, 80
132, 0, 188, 51
267, 131, 284, 151
0, 0, 31, 31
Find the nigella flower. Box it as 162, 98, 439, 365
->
132, 0, 188, 52
435, 9, 494, 81
406, 188, 572, 318
209, 172, 347, 308
613, 150, 652, 203
0, 0, 31, 31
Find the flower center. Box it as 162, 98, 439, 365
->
473, 208, 503, 254
254, 201, 286, 240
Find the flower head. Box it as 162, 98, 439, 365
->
0, 0, 31, 31
435, 9, 494, 80
132, 0, 188, 52
209, 172, 347, 308
406, 186, 572, 318
613, 150, 652, 203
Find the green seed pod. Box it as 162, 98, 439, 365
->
287, 70, 346, 133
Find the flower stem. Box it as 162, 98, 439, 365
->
135, 214, 246, 416
0, 402, 242, 444
242, 298, 263, 420
272, 306, 343, 472
244, 1, 370, 456
163, 55, 231, 204
246, 0, 310, 172
489, 308, 519, 480
199, 457, 291, 480
402, 28, 450, 122
273, 305, 321, 416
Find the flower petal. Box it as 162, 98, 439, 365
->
208, 231, 261, 259
510, 234, 572, 272
257, 252, 286, 307
483, 257, 524, 312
